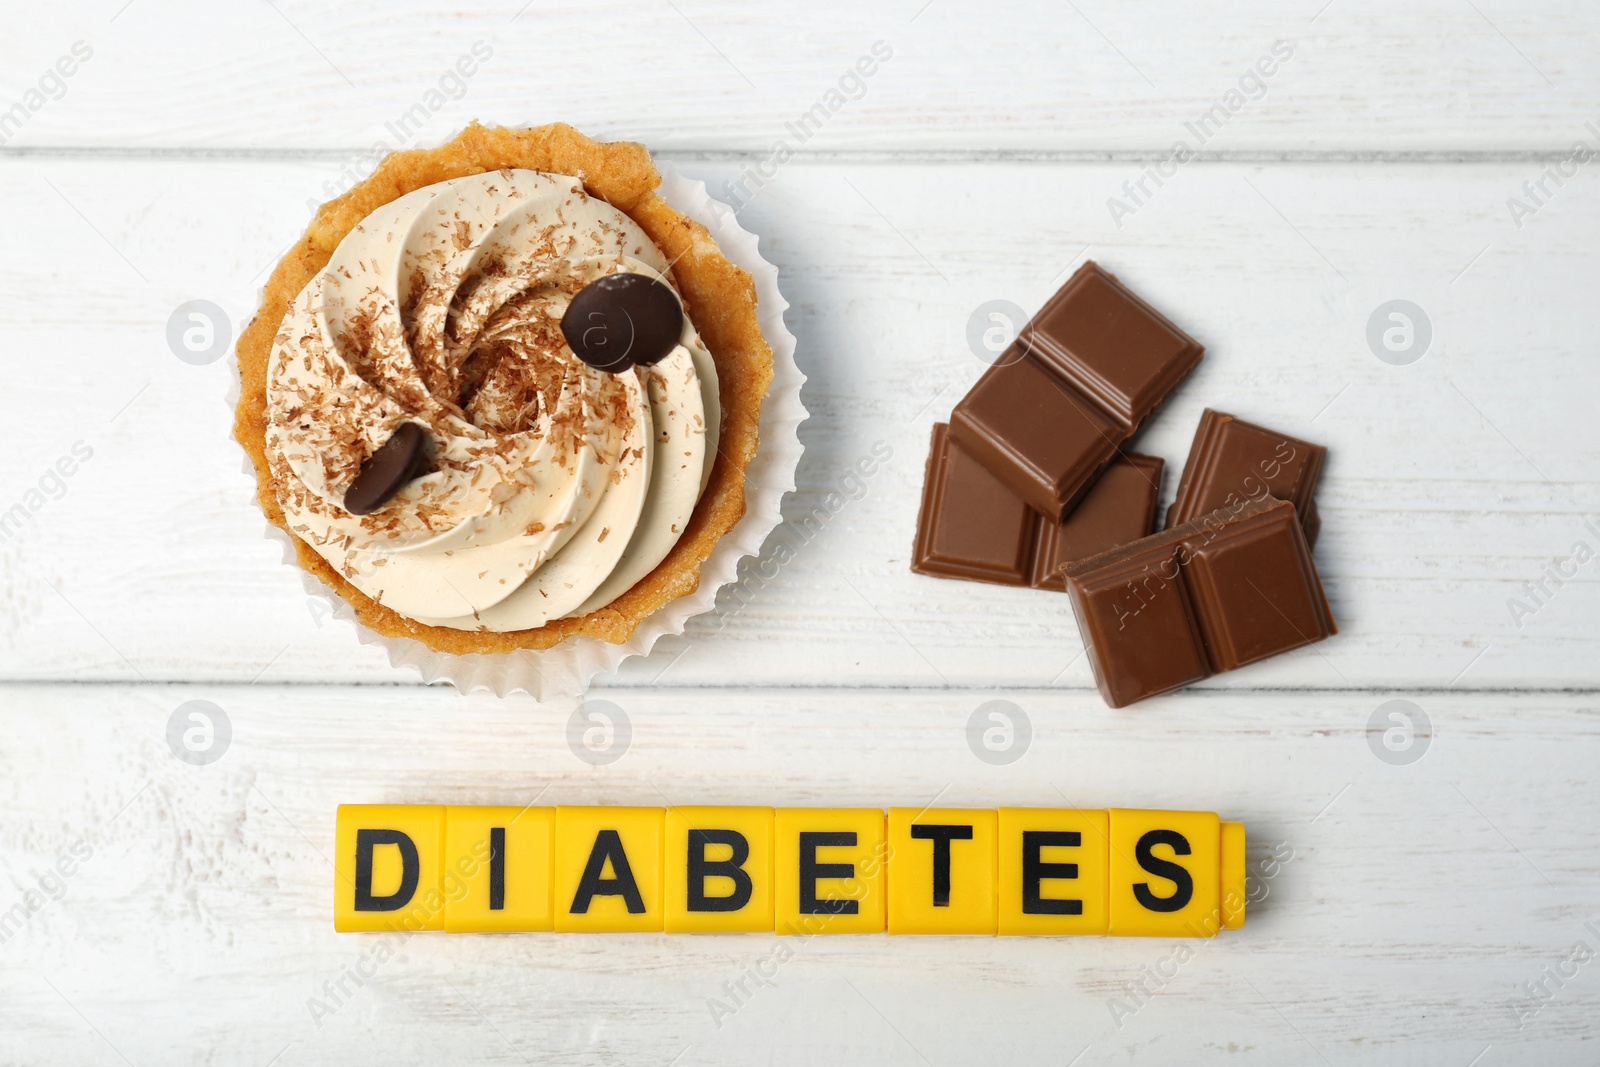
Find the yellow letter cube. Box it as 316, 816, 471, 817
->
1219, 820, 1247, 930
774, 808, 885, 935
553, 806, 664, 932
996, 808, 1109, 936
886, 808, 997, 934
1107, 808, 1220, 937
443, 805, 555, 932
664, 806, 774, 933
335, 804, 446, 932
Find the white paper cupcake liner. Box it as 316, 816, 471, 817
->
235, 162, 805, 699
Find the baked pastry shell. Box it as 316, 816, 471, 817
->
234, 123, 773, 653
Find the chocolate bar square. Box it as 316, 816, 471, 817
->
951, 349, 1122, 522
1166, 409, 1327, 546
912, 425, 1163, 592
1022, 263, 1205, 425
1065, 497, 1336, 707
950, 262, 1202, 522
1067, 544, 1212, 707
911, 423, 1036, 585
1031, 453, 1164, 591
1182, 502, 1336, 672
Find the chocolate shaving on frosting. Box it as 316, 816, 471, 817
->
261, 170, 720, 630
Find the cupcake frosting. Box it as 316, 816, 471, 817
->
263, 169, 720, 630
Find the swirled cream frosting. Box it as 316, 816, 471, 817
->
263, 170, 720, 631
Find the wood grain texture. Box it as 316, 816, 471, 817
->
0, 685, 1595, 1065
0, 157, 1594, 689
3, 6, 1599, 1061
0, 0, 1597, 154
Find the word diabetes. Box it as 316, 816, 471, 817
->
335, 805, 1247, 937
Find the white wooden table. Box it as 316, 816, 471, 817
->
3, 2, 1599, 1063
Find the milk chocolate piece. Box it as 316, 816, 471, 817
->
1031, 453, 1164, 591
911, 423, 1035, 585
911, 424, 1163, 589
1166, 409, 1327, 546
950, 262, 1202, 522
1065, 497, 1336, 708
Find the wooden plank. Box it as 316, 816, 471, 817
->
1, 0, 1597, 154
0, 684, 1594, 1063
3, 6, 1595, 1063
1, 157, 1595, 689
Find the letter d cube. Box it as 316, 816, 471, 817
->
335, 805, 447, 932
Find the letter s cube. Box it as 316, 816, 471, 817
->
1107, 808, 1220, 938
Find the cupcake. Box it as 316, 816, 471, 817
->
234, 123, 777, 659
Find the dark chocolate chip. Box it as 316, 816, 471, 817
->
344, 422, 428, 516
560, 273, 684, 372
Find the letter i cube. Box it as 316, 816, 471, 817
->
443, 805, 555, 932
